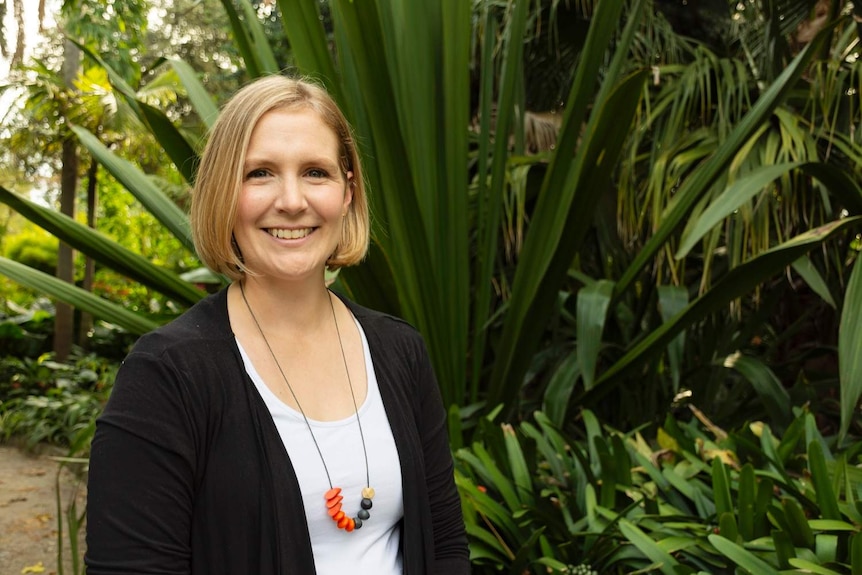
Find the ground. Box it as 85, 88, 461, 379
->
0, 445, 86, 575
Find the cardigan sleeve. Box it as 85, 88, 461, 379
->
412, 336, 471, 574
85, 347, 200, 575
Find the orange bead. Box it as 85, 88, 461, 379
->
332, 510, 345, 522
326, 495, 343, 508
337, 515, 350, 529
327, 503, 342, 517
345, 518, 355, 532
324, 487, 341, 500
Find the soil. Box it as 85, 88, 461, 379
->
0, 444, 87, 575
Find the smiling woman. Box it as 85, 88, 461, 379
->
84, 75, 469, 575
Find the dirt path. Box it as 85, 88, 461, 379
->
0, 445, 86, 575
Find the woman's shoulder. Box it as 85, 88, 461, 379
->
130, 288, 233, 358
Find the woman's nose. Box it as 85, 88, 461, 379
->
273, 176, 307, 213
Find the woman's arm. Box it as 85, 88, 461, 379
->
85, 350, 199, 575
413, 338, 471, 574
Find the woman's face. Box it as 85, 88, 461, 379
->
234, 107, 353, 283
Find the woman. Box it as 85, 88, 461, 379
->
85, 75, 469, 574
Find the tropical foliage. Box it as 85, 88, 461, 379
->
10, 0, 860, 434
0, 0, 861, 572
458, 408, 862, 573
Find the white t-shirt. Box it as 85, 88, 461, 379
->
236, 317, 404, 574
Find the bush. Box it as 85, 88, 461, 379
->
0, 351, 117, 450
3, 228, 58, 274
457, 409, 862, 574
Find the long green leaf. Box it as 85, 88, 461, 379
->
792, 255, 837, 309
167, 58, 219, 130
0, 257, 159, 335
237, 0, 279, 75
618, 518, 682, 575
809, 440, 841, 520
217, 0, 273, 78
658, 285, 689, 392
275, 0, 341, 100
71, 125, 194, 252
577, 280, 614, 390
708, 533, 781, 574
838, 253, 862, 443
0, 186, 204, 306
724, 353, 791, 430
542, 351, 581, 428
676, 162, 803, 258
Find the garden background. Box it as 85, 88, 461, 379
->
0, 0, 861, 573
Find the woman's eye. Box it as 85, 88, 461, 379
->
246, 168, 269, 179
306, 168, 328, 178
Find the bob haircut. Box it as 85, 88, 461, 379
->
191, 75, 370, 281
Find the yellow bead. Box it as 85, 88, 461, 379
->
361, 487, 375, 499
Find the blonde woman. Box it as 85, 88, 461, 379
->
85, 75, 469, 575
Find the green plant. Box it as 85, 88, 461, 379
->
1, 1, 860, 441
457, 409, 862, 574
0, 351, 116, 448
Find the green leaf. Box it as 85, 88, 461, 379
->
783, 497, 816, 548
218, 0, 278, 78
723, 353, 791, 430
737, 464, 757, 541
502, 423, 533, 506
275, 0, 341, 100
167, 58, 219, 130
658, 285, 688, 393
0, 186, 204, 306
71, 125, 194, 253
792, 256, 836, 309
787, 558, 843, 575
0, 257, 159, 335
839, 253, 862, 444
619, 518, 683, 575
577, 280, 614, 390
74, 42, 200, 185
809, 440, 841, 520
542, 351, 581, 427
708, 533, 781, 574
713, 458, 733, 517
850, 532, 862, 575
676, 162, 803, 259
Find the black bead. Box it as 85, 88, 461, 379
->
357, 508, 370, 520
353, 518, 363, 529
361, 498, 373, 510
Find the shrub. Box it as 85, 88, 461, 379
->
457, 409, 862, 574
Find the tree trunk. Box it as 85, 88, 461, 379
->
54, 38, 80, 362
78, 159, 98, 348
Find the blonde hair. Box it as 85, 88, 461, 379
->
190, 75, 370, 280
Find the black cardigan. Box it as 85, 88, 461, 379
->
85, 288, 469, 574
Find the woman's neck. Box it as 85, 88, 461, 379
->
234, 275, 334, 334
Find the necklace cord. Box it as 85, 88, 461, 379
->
329, 293, 371, 488
238, 282, 371, 492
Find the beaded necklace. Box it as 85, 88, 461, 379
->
240, 282, 374, 532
